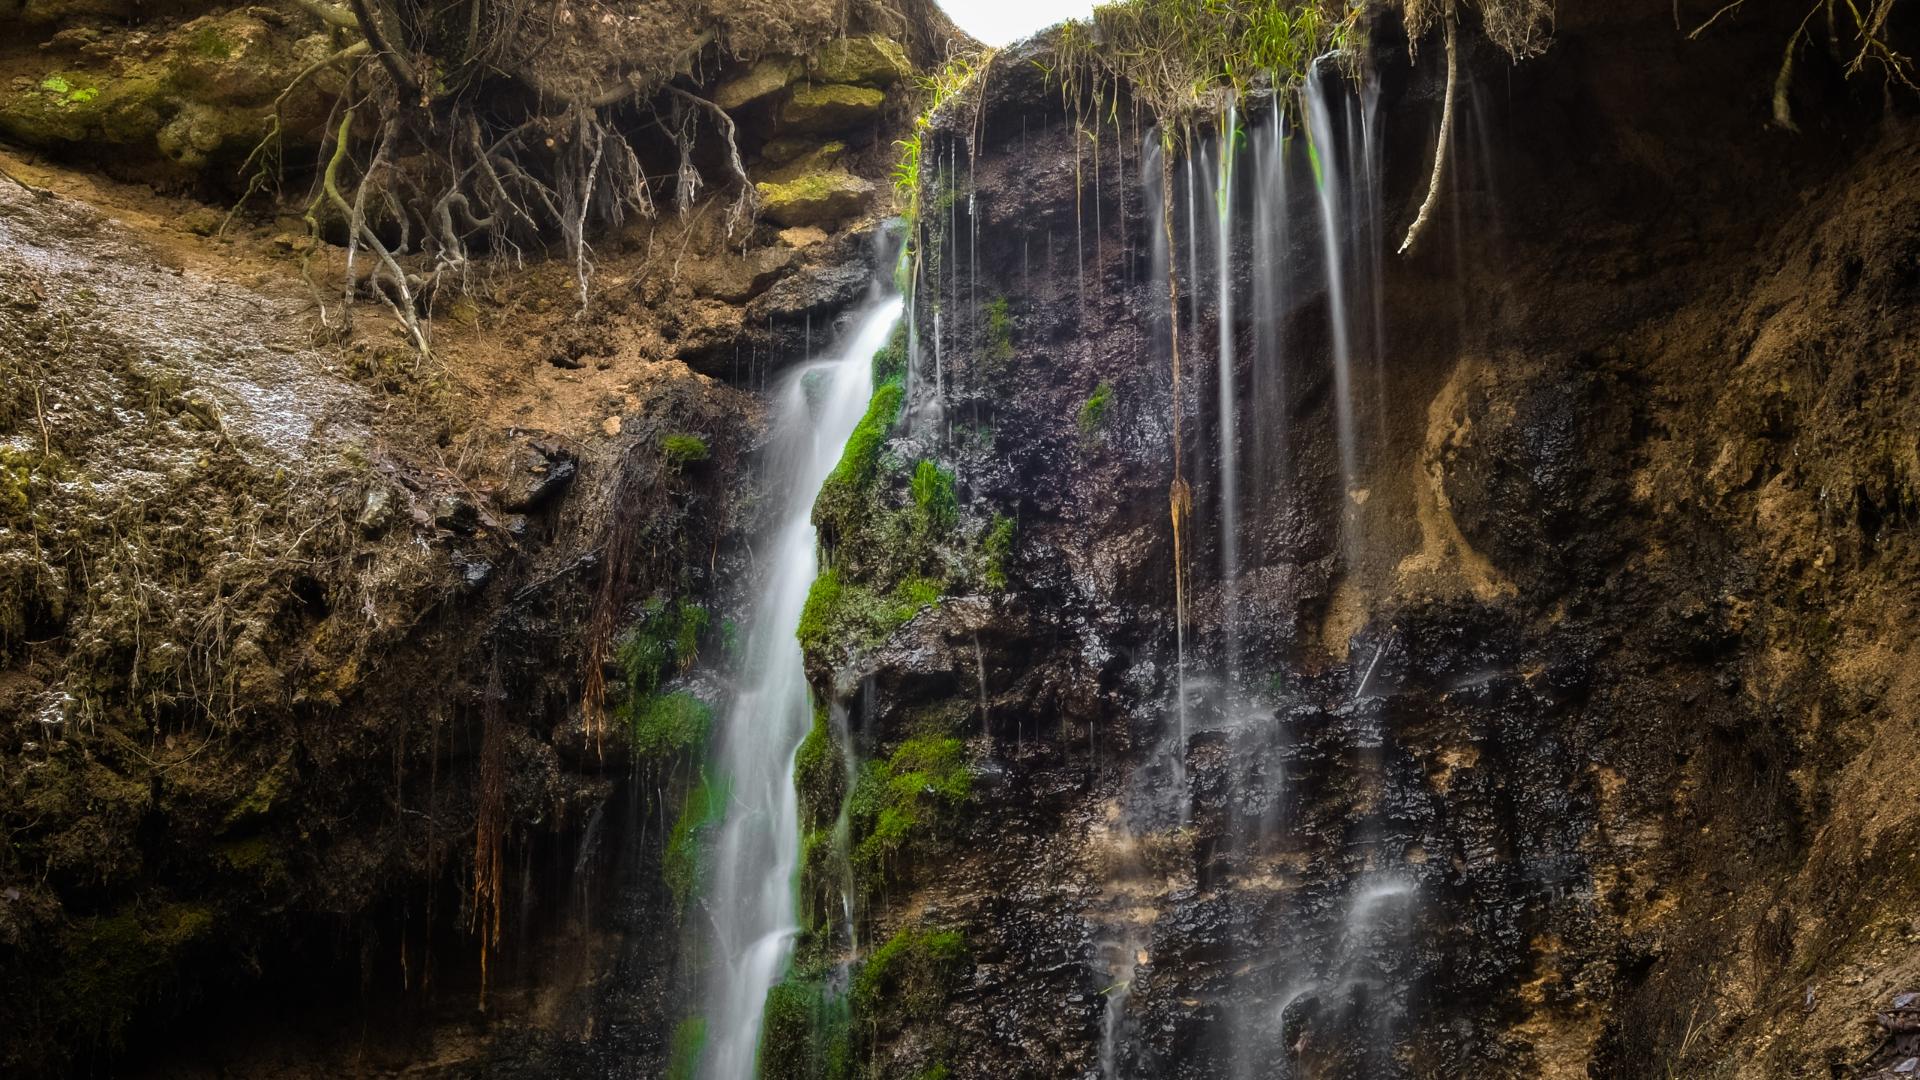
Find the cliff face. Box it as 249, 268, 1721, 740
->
793, 3, 1920, 1078
3, 0, 1919, 1077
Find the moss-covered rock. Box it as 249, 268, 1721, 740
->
808, 35, 911, 87
0, 70, 170, 147
756, 139, 848, 184
756, 170, 874, 229
778, 83, 886, 134
0, 11, 335, 177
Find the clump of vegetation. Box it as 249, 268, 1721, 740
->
796, 570, 944, 661
1078, 380, 1114, 443
617, 596, 709, 695
849, 925, 967, 1038
627, 691, 713, 764
981, 514, 1015, 592
848, 731, 971, 894
53, 902, 215, 1050
660, 433, 711, 469
759, 975, 854, 1080
911, 460, 957, 532
814, 381, 904, 530
666, 1016, 708, 1080
871, 322, 909, 386
664, 772, 729, 912
984, 296, 1014, 371
794, 704, 846, 832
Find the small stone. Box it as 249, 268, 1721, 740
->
358, 484, 395, 535
777, 226, 829, 249
602, 415, 622, 437
778, 83, 885, 134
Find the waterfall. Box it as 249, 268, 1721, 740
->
696, 292, 904, 1080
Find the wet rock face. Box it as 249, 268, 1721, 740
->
810, 4, 1920, 1079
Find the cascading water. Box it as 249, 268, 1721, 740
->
695, 289, 903, 1080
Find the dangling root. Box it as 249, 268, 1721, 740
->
666, 87, 759, 235
1161, 134, 1191, 634
1398, 15, 1457, 256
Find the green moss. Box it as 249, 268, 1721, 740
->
54, 903, 215, 1048
872, 322, 909, 385
985, 296, 1014, 367
617, 596, 709, 698
756, 170, 874, 228
758, 976, 854, 1080
911, 460, 957, 533
797, 569, 941, 661
1078, 380, 1114, 442
815, 379, 903, 524
660, 433, 711, 468
664, 772, 729, 911
628, 691, 713, 762
849, 926, 967, 1036
187, 25, 236, 60
794, 704, 845, 831
848, 732, 970, 892
1055, 0, 1355, 115
666, 1016, 708, 1080
981, 514, 1015, 591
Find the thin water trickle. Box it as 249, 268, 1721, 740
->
695, 292, 903, 1080
1212, 103, 1241, 685
1305, 64, 1361, 543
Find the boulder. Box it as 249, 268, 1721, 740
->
754, 139, 846, 184
713, 56, 798, 111
809, 35, 911, 86
778, 83, 885, 134
755, 170, 873, 229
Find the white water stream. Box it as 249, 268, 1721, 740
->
697, 293, 903, 1079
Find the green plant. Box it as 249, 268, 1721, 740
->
664, 772, 728, 911
793, 704, 845, 831
849, 926, 967, 1034
627, 691, 712, 762
797, 570, 944, 661
981, 514, 1015, 591
758, 976, 854, 1080
985, 296, 1014, 365
1078, 380, 1114, 442
848, 732, 970, 891
666, 1016, 708, 1080
660, 433, 710, 468
815, 381, 904, 527
872, 322, 909, 386
910, 460, 957, 533
617, 597, 709, 696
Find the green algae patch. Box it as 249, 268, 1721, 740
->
848, 732, 970, 894
757, 170, 875, 229
54, 902, 216, 1048
665, 1015, 708, 1080
664, 772, 729, 912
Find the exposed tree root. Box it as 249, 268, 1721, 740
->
1398, 15, 1457, 256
